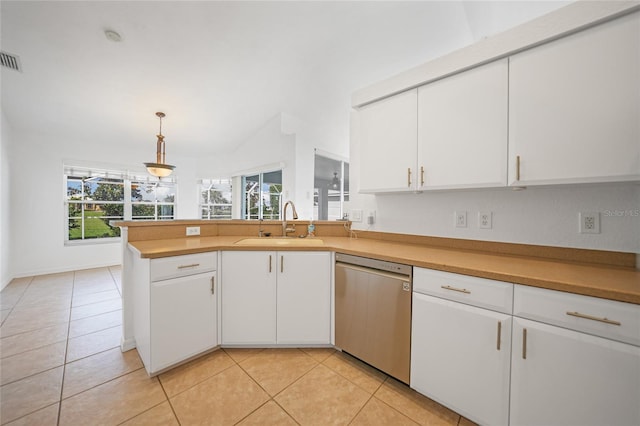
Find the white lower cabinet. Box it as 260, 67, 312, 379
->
150, 272, 217, 372
411, 268, 512, 426
511, 287, 640, 426
510, 317, 640, 426
221, 250, 331, 345
412, 294, 511, 426
133, 252, 218, 375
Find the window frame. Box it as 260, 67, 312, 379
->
64, 165, 177, 245
241, 170, 282, 220
199, 178, 233, 220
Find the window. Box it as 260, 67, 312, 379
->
65, 165, 176, 243
132, 180, 176, 220
200, 179, 232, 220
242, 170, 282, 220
67, 175, 124, 240
313, 153, 349, 221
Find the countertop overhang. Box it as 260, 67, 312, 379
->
127, 235, 640, 305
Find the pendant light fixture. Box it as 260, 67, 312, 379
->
329, 172, 340, 190
144, 112, 175, 177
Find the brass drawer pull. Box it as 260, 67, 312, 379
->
496, 321, 502, 351
281, 255, 284, 273
210, 277, 215, 295
407, 168, 412, 187
178, 263, 200, 269
522, 328, 527, 359
269, 255, 272, 273
516, 155, 521, 181
566, 311, 621, 326
441, 285, 471, 294
420, 166, 425, 186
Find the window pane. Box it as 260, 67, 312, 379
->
200, 179, 232, 220
131, 182, 156, 202
68, 219, 82, 240
156, 185, 175, 203
213, 205, 231, 219
68, 203, 82, 218
132, 204, 156, 218
82, 211, 121, 239
91, 203, 123, 217
158, 204, 174, 217
90, 178, 124, 202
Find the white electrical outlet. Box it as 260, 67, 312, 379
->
478, 211, 492, 229
351, 209, 363, 222
455, 211, 467, 228
186, 226, 201, 236
579, 212, 600, 234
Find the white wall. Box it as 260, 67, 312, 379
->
1, 111, 13, 289
9, 127, 199, 278
348, 112, 640, 254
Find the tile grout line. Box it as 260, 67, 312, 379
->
0, 275, 34, 328
56, 270, 76, 426
107, 266, 123, 298
229, 348, 314, 426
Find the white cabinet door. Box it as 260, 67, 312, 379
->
508, 12, 640, 186
221, 251, 277, 345
511, 317, 640, 426
411, 293, 511, 426
277, 251, 331, 344
358, 89, 418, 193
418, 59, 508, 189
150, 272, 217, 373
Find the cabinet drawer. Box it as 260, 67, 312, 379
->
514, 285, 640, 346
413, 268, 513, 314
150, 252, 217, 282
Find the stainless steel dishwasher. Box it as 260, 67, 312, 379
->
335, 253, 412, 384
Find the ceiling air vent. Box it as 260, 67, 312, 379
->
1, 51, 22, 72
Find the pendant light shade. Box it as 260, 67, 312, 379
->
144, 112, 176, 177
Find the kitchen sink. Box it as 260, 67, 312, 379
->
234, 237, 324, 246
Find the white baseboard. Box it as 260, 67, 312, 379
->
10, 262, 122, 281
121, 337, 136, 352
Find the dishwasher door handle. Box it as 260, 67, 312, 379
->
336, 262, 411, 282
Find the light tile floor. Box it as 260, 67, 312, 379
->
0, 267, 475, 425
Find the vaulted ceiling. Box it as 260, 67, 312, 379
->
1, 1, 569, 157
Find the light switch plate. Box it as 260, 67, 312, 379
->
351, 209, 363, 222
186, 226, 201, 236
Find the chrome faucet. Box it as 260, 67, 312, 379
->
282, 200, 299, 237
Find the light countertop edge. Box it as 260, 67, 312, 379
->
127, 236, 640, 305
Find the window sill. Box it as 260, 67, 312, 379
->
64, 237, 122, 247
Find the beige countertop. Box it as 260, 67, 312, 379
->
128, 235, 640, 305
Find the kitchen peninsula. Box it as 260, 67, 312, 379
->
116, 219, 639, 425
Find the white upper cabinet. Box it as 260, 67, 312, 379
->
358, 89, 418, 193
508, 12, 640, 186
418, 59, 508, 189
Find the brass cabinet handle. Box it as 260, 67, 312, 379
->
420, 166, 425, 187
566, 311, 621, 326
178, 263, 200, 269
496, 321, 502, 351
280, 255, 284, 273
210, 277, 215, 295
522, 328, 527, 359
269, 255, 272, 273
516, 155, 521, 181
407, 168, 412, 187
441, 285, 471, 294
